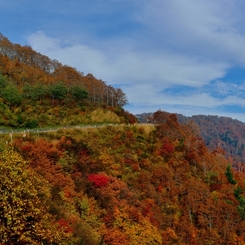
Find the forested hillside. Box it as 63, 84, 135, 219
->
0, 33, 136, 128
189, 115, 245, 163
137, 111, 245, 167
2, 112, 245, 244
2, 34, 245, 244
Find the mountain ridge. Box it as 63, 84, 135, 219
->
136, 111, 245, 165
2, 33, 245, 244
0, 33, 137, 128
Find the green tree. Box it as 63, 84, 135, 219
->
234, 186, 245, 220
2, 83, 22, 107
33, 82, 48, 101
225, 164, 237, 185
50, 82, 67, 101
0, 74, 7, 95
22, 82, 35, 100
0, 149, 68, 244
70, 85, 88, 103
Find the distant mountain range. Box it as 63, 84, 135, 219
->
136, 112, 245, 165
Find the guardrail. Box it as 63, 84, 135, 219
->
0, 123, 154, 135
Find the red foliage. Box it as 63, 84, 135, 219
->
210, 183, 222, 191
161, 142, 175, 155
126, 131, 134, 139
21, 144, 32, 152
56, 219, 73, 233
14, 138, 77, 197
132, 163, 140, 171
88, 173, 109, 187
141, 199, 155, 222
157, 185, 163, 192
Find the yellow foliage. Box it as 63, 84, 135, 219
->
0, 149, 69, 244
99, 153, 115, 166
112, 206, 162, 245
90, 108, 120, 123
137, 124, 155, 135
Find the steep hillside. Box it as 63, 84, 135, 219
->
190, 115, 245, 162
0, 33, 136, 128
3, 33, 245, 244
2, 113, 245, 244
136, 110, 245, 165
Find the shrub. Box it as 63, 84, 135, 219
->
88, 173, 109, 187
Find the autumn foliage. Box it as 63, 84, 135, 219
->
88, 173, 109, 187
2, 32, 245, 244
6, 112, 245, 244
0, 33, 131, 128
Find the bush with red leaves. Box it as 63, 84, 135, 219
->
56, 219, 73, 233
161, 142, 175, 155
88, 173, 109, 187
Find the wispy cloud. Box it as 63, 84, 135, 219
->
16, 0, 245, 121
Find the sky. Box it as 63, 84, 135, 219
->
1, 1, 245, 121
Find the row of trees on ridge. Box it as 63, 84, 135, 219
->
0, 33, 128, 108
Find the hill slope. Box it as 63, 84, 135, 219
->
0, 33, 136, 128
136, 111, 245, 165
2, 114, 245, 244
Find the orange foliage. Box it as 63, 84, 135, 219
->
10, 112, 245, 244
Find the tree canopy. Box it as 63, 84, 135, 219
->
0, 149, 68, 244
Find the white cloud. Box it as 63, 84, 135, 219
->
141, 0, 245, 64
27, 31, 228, 86
27, 31, 60, 52
25, 0, 245, 120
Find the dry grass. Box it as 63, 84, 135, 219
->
6, 123, 156, 144
140, 123, 155, 134
90, 109, 120, 123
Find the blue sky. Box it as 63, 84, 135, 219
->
1, 1, 245, 121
